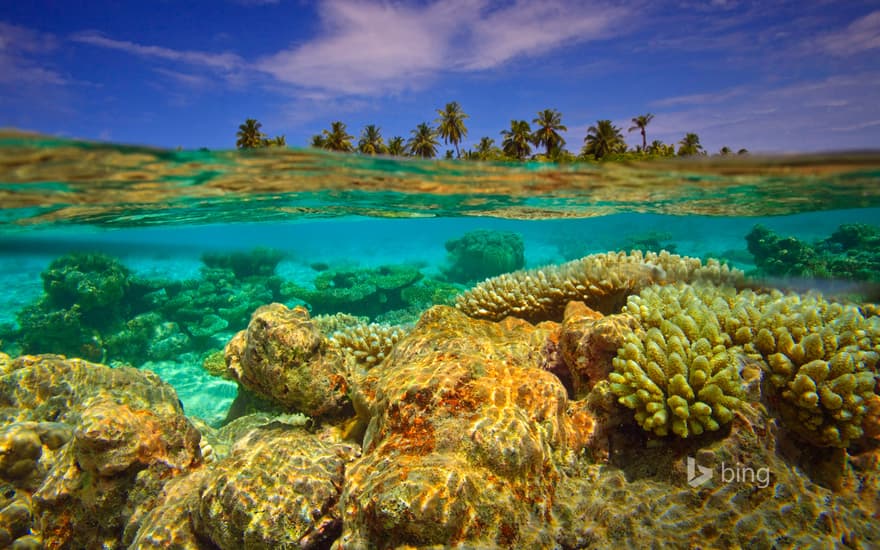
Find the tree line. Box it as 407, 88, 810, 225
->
236, 103, 748, 161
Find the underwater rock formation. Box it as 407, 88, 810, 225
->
193, 426, 359, 549
456, 250, 743, 323
442, 229, 525, 283
225, 303, 350, 418
0, 354, 202, 549
338, 305, 595, 548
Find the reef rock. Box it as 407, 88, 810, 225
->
193, 426, 359, 549
338, 305, 595, 548
0, 354, 202, 549
225, 303, 349, 418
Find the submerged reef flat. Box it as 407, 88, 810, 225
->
0, 249, 878, 548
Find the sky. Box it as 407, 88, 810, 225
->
1, 0, 879, 154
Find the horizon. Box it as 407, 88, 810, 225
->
1, 1, 878, 154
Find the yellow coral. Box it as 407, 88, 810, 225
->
614, 283, 880, 447
610, 284, 746, 438
456, 250, 744, 322
328, 322, 408, 370
744, 293, 880, 448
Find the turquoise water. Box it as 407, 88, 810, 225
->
1, 132, 879, 548
1, 134, 878, 426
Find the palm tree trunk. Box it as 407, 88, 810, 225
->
641, 129, 647, 151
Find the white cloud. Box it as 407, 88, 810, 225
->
257, 0, 627, 95
819, 10, 880, 55
71, 31, 243, 71
642, 73, 880, 152
832, 119, 880, 132
0, 21, 67, 85
651, 86, 750, 107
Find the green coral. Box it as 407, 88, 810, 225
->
201, 247, 285, 279
746, 223, 880, 282
442, 229, 525, 283
283, 264, 423, 319
202, 350, 228, 378
745, 293, 879, 447
610, 282, 880, 447
609, 284, 746, 438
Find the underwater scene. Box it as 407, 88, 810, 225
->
0, 132, 879, 549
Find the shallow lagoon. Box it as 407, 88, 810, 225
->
0, 135, 878, 548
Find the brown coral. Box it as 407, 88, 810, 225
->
456, 250, 743, 323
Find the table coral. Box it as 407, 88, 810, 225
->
456, 250, 743, 323
609, 284, 747, 438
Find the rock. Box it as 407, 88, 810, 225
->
0, 355, 202, 550
193, 426, 359, 549
555, 301, 639, 398
338, 306, 593, 548
225, 303, 349, 418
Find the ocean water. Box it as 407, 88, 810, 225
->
1, 131, 879, 548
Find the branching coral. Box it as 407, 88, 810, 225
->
609, 282, 880, 447
609, 284, 746, 438
456, 250, 743, 323
328, 322, 408, 370
744, 293, 879, 447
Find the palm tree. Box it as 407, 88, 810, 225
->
358, 125, 386, 155
236, 118, 266, 149
475, 136, 499, 160
677, 133, 704, 156
435, 101, 469, 158
265, 135, 286, 147
647, 139, 670, 156
310, 134, 326, 148
628, 114, 654, 152
407, 123, 439, 158
501, 120, 533, 160
387, 136, 406, 156
582, 120, 624, 160
532, 109, 567, 156
322, 121, 354, 152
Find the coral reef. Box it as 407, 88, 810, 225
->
607, 282, 880, 447
746, 223, 880, 282
283, 264, 423, 319
456, 250, 743, 323
338, 306, 593, 548
225, 303, 350, 418
745, 292, 880, 447
3, 249, 290, 368
328, 321, 408, 370
0, 355, 202, 549
442, 229, 525, 283
200, 246, 285, 279
193, 426, 359, 549
609, 284, 748, 438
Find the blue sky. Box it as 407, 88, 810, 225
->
1, 0, 878, 153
